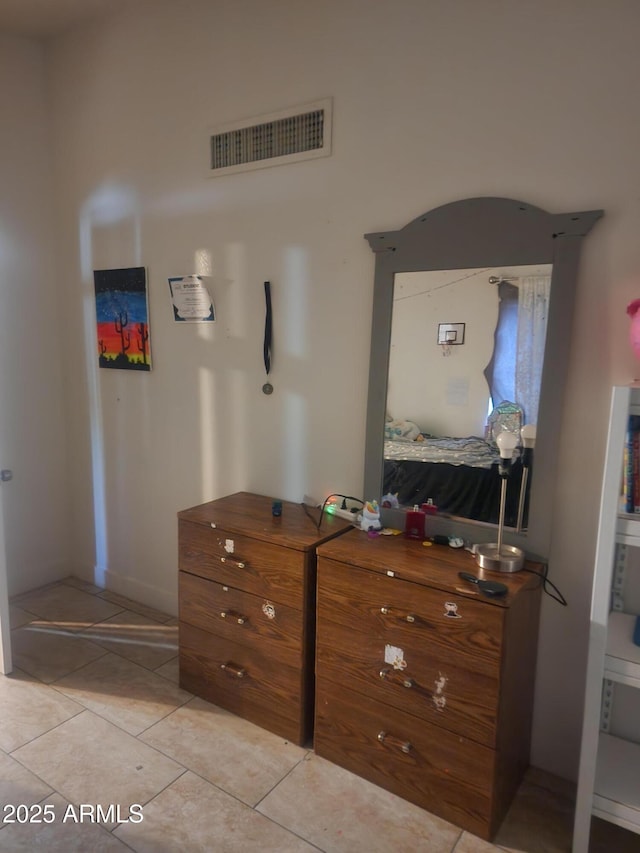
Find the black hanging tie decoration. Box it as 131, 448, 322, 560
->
262, 281, 273, 395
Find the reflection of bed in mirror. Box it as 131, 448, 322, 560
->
385, 259, 549, 528
382, 409, 526, 526
383, 433, 524, 526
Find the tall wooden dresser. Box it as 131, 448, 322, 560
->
178, 492, 351, 746
314, 530, 542, 840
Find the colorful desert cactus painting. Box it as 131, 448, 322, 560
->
94, 267, 152, 371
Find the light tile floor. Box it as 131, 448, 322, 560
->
1, 577, 638, 852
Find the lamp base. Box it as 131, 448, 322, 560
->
475, 543, 524, 573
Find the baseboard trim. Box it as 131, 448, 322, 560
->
9, 561, 73, 598
102, 568, 177, 618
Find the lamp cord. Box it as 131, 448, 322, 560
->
521, 565, 568, 606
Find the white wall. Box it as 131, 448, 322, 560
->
0, 36, 69, 595
40, 0, 640, 781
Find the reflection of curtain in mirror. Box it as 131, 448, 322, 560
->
484, 275, 550, 425
516, 275, 550, 425
485, 282, 518, 411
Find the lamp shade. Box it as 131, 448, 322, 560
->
496, 430, 518, 459
521, 424, 537, 448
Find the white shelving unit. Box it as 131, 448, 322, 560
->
573, 385, 640, 851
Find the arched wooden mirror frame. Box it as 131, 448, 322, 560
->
363, 197, 603, 560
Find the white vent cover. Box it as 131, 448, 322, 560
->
207, 98, 332, 177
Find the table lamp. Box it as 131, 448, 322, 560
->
475, 430, 525, 573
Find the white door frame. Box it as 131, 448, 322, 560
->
0, 485, 12, 674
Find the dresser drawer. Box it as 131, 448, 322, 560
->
179, 571, 304, 670
179, 622, 307, 744
316, 617, 499, 746
318, 557, 504, 662
179, 519, 307, 609
314, 675, 496, 840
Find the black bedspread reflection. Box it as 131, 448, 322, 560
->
383, 457, 526, 527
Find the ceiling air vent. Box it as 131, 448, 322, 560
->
207, 98, 332, 177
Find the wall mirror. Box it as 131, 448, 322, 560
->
363, 197, 603, 560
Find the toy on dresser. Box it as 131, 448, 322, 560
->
359, 500, 382, 532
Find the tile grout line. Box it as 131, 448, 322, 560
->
144, 759, 328, 853
7, 704, 89, 758
6, 582, 331, 848
43, 677, 192, 742
131, 704, 323, 847
448, 828, 466, 852
252, 749, 312, 810
248, 751, 329, 851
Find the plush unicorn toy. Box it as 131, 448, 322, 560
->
360, 500, 382, 532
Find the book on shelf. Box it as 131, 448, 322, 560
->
623, 414, 640, 513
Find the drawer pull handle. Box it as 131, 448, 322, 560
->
220, 662, 245, 678
380, 607, 418, 624
377, 731, 412, 754
220, 610, 247, 625
220, 556, 246, 569
379, 669, 415, 690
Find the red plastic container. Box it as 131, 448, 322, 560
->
405, 506, 426, 540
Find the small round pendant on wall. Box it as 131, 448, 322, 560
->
262, 382, 274, 395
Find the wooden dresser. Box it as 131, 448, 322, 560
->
314, 530, 542, 840
178, 492, 351, 746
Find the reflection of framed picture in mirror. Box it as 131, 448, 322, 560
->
437, 322, 465, 345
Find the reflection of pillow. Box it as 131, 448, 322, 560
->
487, 401, 523, 444
385, 419, 422, 442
